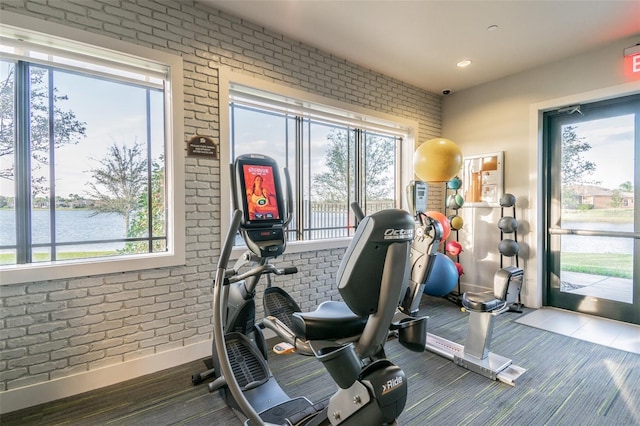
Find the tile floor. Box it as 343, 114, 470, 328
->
516, 307, 640, 354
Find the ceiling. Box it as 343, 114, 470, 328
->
200, 0, 640, 94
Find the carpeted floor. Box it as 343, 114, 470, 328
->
2, 295, 639, 425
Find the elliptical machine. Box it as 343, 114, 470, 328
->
205, 153, 425, 425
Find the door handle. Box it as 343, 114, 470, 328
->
548, 227, 639, 239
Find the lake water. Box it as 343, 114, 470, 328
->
0, 209, 126, 252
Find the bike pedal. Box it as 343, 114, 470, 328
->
273, 342, 295, 354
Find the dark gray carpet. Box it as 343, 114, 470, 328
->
2, 295, 639, 425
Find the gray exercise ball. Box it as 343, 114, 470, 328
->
499, 193, 516, 207
498, 216, 518, 233
498, 239, 519, 257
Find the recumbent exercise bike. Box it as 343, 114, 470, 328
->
200, 154, 427, 425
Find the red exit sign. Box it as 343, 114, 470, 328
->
633, 55, 640, 73
625, 44, 640, 77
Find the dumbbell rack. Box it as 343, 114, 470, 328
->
499, 199, 519, 269
445, 179, 463, 306
498, 194, 523, 312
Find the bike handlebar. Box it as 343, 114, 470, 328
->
225, 263, 298, 285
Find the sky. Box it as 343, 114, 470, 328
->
0, 62, 164, 199
570, 114, 634, 190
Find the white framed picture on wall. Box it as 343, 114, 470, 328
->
462, 151, 504, 207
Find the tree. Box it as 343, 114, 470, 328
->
85, 141, 147, 233
610, 189, 624, 208
560, 125, 599, 210
312, 130, 395, 201
618, 181, 633, 192
124, 156, 165, 253
0, 65, 87, 194
561, 125, 598, 186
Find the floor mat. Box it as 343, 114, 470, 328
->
516, 307, 640, 354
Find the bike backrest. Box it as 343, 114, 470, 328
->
337, 209, 415, 357
337, 209, 415, 314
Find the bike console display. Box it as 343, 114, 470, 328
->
233, 154, 287, 257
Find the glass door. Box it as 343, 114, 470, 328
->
544, 94, 639, 324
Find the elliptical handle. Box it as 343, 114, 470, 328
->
216, 210, 243, 274
283, 167, 294, 227
213, 208, 266, 426
350, 202, 365, 222
281, 267, 298, 275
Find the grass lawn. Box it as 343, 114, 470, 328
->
561, 253, 633, 279
0, 251, 118, 264
560, 209, 633, 278
562, 208, 633, 223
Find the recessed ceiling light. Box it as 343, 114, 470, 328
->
487, 25, 499, 31
457, 59, 472, 68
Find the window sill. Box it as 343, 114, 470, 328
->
230, 237, 352, 260
0, 251, 186, 285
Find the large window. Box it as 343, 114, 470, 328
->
0, 13, 184, 284
221, 73, 416, 251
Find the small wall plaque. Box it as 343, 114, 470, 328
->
187, 135, 218, 159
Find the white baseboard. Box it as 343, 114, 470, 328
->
0, 340, 211, 414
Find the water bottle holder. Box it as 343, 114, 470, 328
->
392, 316, 428, 352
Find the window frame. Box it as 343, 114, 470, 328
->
0, 12, 185, 285
219, 69, 417, 257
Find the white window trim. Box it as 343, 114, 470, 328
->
219, 68, 418, 257
0, 12, 185, 285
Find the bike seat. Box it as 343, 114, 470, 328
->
462, 292, 506, 313
291, 301, 368, 341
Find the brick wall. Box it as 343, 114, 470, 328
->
0, 0, 441, 395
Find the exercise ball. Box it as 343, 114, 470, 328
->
447, 176, 462, 190
498, 216, 518, 233
423, 252, 458, 296
426, 210, 450, 240
498, 239, 519, 257
445, 240, 463, 256
449, 215, 464, 230
500, 193, 516, 207
413, 138, 463, 182
454, 262, 464, 277
446, 193, 465, 210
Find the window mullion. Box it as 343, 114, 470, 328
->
395, 137, 403, 209
14, 61, 32, 264
48, 68, 57, 261
354, 128, 363, 212
145, 89, 153, 253
294, 116, 309, 240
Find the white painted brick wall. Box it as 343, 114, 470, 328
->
0, 0, 442, 393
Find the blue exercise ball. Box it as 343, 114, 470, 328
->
423, 252, 458, 296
